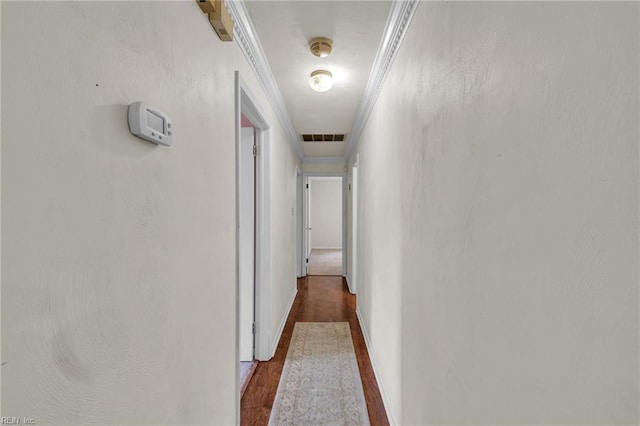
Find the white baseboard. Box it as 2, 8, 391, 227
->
310, 246, 342, 250
356, 306, 396, 426
270, 287, 298, 358
345, 274, 355, 294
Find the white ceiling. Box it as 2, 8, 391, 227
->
244, 1, 391, 158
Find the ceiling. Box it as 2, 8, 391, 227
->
244, 1, 392, 159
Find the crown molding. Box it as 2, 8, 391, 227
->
344, 0, 419, 161
226, 0, 304, 160
303, 156, 346, 165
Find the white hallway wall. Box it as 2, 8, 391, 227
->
351, 2, 639, 424
310, 178, 343, 249
1, 2, 298, 424
301, 162, 345, 174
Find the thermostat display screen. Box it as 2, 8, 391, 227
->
128, 101, 173, 146
147, 110, 164, 133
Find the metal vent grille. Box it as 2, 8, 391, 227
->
301, 134, 346, 142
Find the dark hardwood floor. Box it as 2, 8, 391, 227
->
241, 275, 389, 426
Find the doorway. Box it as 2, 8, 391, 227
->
238, 118, 256, 395
235, 72, 273, 417
304, 176, 344, 276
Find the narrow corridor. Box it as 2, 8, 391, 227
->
241, 276, 389, 425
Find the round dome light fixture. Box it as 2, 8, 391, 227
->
309, 70, 333, 92
309, 37, 333, 58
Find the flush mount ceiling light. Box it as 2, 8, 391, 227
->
309, 70, 333, 92
309, 37, 333, 58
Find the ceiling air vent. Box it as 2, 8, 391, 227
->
301, 134, 346, 142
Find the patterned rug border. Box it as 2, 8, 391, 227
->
268, 321, 370, 425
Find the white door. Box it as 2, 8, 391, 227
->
239, 127, 255, 362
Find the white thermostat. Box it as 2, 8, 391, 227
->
128, 101, 173, 146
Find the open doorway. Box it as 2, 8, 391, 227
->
235, 72, 273, 417
238, 114, 257, 397
305, 176, 343, 276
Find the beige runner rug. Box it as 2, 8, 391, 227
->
268, 322, 370, 426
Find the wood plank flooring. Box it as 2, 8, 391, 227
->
241, 276, 389, 426
308, 249, 343, 276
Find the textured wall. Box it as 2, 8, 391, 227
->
268, 106, 299, 355
310, 178, 343, 249
301, 163, 346, 174
351, 2, 639, 424
1, 2, 298, 424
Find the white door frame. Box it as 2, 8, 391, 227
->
238, 127, 255, 362
300, 172, 346, 277
349, 155, 359, 294
235, 73, 273, 404
296, 168, 304, 277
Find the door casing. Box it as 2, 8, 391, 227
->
239, 126, 255, 362
349, 156, 359, 294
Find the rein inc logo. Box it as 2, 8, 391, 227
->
1, 418, 35, 425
